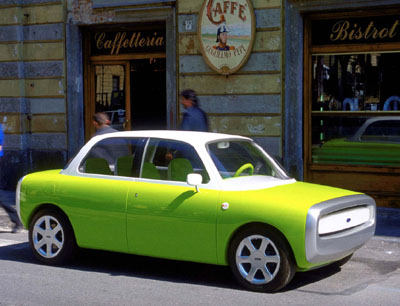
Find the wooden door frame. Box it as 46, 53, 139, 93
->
303, 9, 400, 181
85, 60, 131, 140
84, 53, 167, 141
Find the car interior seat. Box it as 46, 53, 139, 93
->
168, 158, 193, 182
84, 158, 113, 175
116, 155, 134, 177
141, 162, 161, 180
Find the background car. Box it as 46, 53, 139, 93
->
313, 116, 400, 166
17, 131, 376, 292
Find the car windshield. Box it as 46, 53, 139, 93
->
207, 140, 290, 180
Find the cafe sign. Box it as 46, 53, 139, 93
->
312, 15, 400, 45
198, 0, 255, 75
90, 28, 166, 56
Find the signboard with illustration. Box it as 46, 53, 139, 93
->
198, 0, 255, 75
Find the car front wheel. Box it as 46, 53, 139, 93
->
229, 226, 295, 292
29, 209, 76, 265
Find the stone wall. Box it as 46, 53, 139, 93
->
0, 0, 67, 189
177, 0, 283, 158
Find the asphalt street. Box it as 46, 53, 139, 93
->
1, 189, 400, 305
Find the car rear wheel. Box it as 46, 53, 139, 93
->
229, 226, 295, 292
29, 209, 76, 265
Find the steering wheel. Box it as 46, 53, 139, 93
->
233, 163, 254, 177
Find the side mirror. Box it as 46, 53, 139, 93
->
187, 173, 202, 192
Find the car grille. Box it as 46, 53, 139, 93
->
318, 205, 372, 237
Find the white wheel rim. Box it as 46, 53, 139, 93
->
32, 215, 64, 259
236, 235, 280, 285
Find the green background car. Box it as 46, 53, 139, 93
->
313, 116, 400, 166
17, 131, 376, 292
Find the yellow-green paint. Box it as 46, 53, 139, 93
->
0, 7, 19, 25
254, 30, 281, 51
178, 0, 282, 13
209, 115, 281, 136
178, 34, 200, 55
177, 0, 202, 13
22, 5, 64, 25
31, 114, 66, 133
24, 79, 64, 97
253, 0, 282, 8
0, 114, 20, 133
23, 42, 64, 61
19, 168, 361, 270
180, 74, 281, 94
215, 181, 359, 268
0, 80, 21, 97
0, 44, 21, 61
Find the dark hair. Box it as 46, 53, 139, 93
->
180, 89, 199, 107
93, 112, 110, 125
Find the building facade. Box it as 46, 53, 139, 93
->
0, 0, 399, 207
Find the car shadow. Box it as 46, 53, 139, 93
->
283, 264, 342, 292
0, 242, 343, 293
73, 248, 240, 290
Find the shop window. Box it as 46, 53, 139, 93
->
311, 52, 400, 166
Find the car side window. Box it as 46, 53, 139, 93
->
141, 138, 210, 183
80, 137, 142, 177
361, 120, 400, 142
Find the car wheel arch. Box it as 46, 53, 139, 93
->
226, 222, 297, 267
29, 203, 73, 231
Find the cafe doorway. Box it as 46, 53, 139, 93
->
83, 23, 168, 139
130, 57, 166, 130
87, 57, 166, 137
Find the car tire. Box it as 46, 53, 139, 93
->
228, 225, 296, 293
29, 209, 77, 265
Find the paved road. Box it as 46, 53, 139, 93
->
0, 231, 399, 306
1, 189, 400, 305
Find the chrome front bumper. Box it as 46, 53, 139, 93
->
305, 194, 376, 263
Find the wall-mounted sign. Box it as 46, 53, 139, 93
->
312, 15, 400, 45
198, 0, 255, 75
90, 29, 166, 56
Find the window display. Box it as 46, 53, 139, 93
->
311, 53, 400, 166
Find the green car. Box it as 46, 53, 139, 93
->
17, 131, 376, 292
313, 116, 400, 166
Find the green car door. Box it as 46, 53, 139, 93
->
126, 138, 220, 264
58, 174, 130, 253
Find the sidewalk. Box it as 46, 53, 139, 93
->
1, 188, 400, 237
0, 189, 21, 232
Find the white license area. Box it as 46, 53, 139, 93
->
318, 206, 371, 235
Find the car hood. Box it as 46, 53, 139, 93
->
249, 181, 359, 208
221, 179, 360, 211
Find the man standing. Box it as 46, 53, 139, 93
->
92, 112, 118, 136
0, 122, 3, 159
0, 123, 23, 233
180, 89, 208, 132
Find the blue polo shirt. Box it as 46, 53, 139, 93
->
180, 106, 208, 132
0, 124, 4, 157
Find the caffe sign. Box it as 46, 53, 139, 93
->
198, 0, 255, 75
90, 29, 166, 56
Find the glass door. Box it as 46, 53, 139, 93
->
89, 62, 131, 136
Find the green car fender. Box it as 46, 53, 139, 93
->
215, 181, 360, 269
18, 170, 62, 228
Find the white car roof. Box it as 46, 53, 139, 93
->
90, 130, 251, 146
